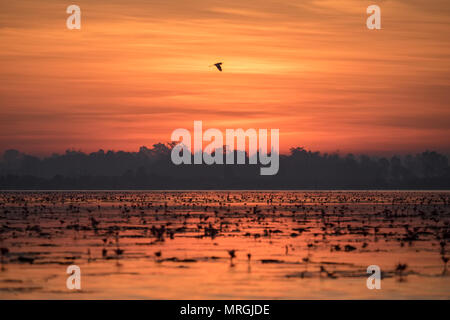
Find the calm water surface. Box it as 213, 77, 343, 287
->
0, 191, 449, 299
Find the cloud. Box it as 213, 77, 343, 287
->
0, 0, 449, 154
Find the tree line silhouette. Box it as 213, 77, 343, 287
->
0, 143, 449, 189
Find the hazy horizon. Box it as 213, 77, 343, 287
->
2, 144, 450, 159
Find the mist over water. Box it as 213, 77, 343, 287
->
1, 147, 449, 189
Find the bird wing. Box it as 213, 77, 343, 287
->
216, 64, 222, 71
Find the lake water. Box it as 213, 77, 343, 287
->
0, 191, 449, 299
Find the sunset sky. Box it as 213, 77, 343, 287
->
1, 0, 449, 156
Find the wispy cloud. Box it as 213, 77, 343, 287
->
0, 0, 449, 155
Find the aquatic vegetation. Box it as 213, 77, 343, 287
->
0, 191, 448, 299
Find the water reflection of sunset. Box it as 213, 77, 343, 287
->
0, 191, 449, 299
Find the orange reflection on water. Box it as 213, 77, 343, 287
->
0, 191, 449, 299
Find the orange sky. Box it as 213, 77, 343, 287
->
1, 0, 449, 155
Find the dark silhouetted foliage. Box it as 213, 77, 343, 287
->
0, 144, 449, 189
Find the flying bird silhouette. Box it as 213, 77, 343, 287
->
210, 62, 223, 72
